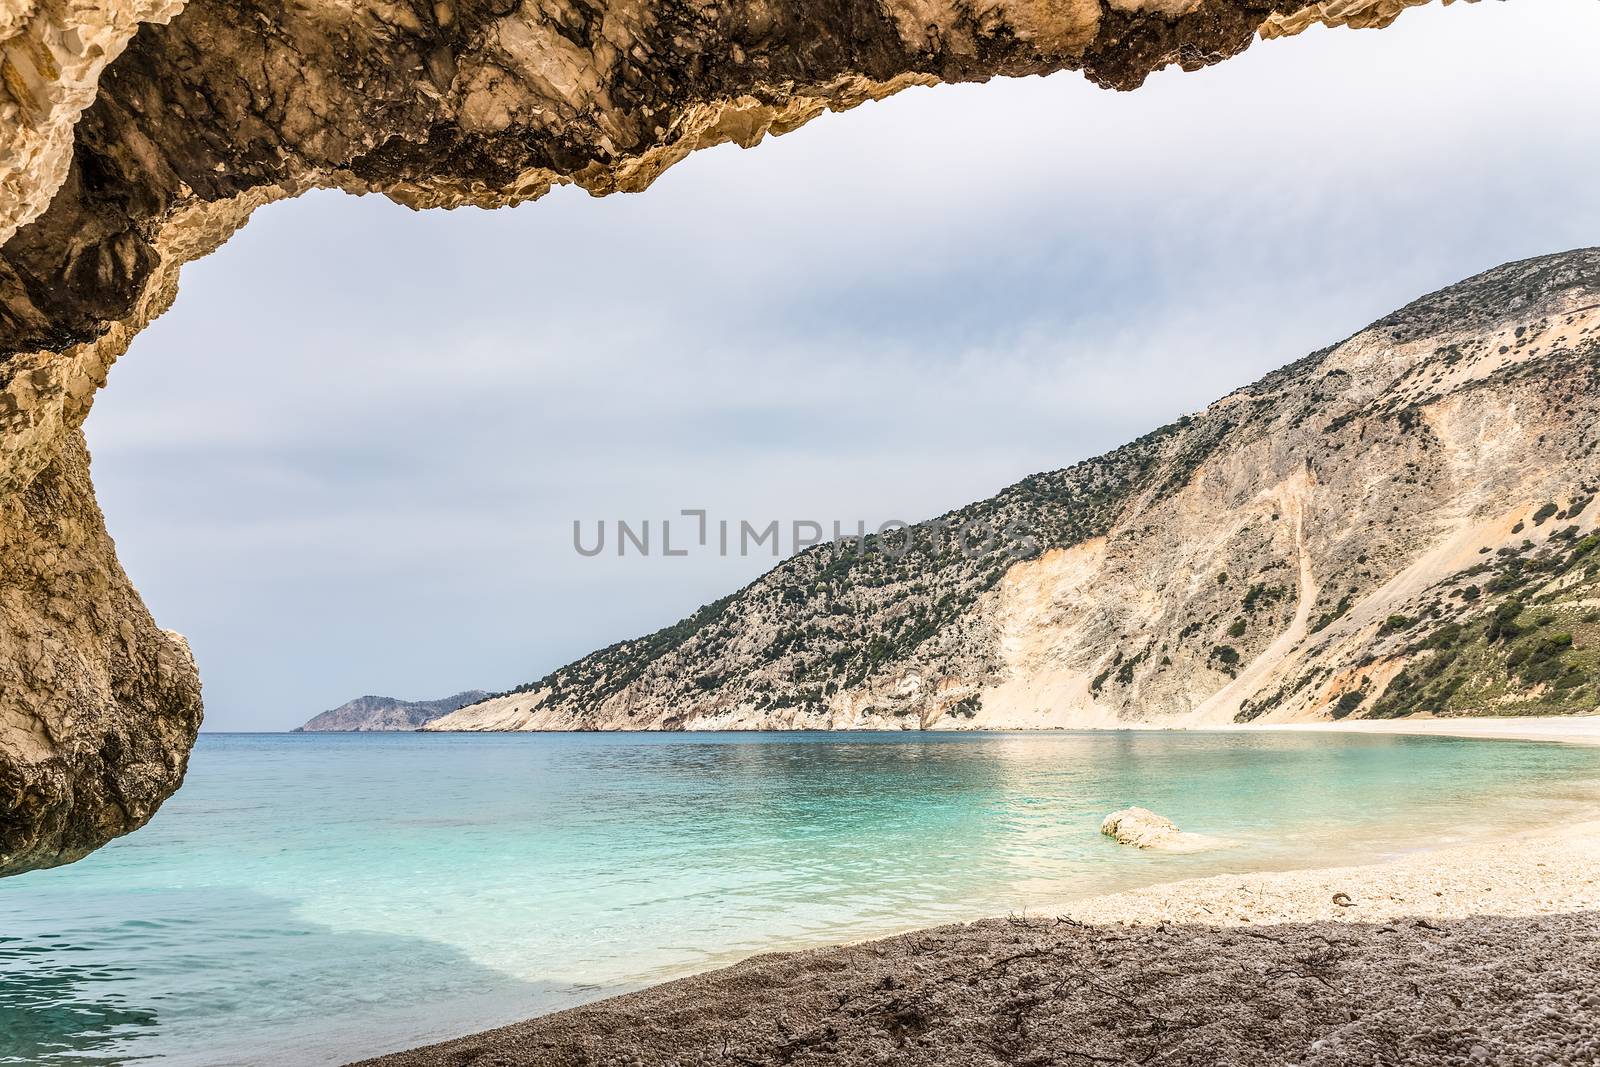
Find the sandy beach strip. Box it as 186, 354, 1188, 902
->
1236, 713, 1600, 746
357, 818, 1600, 1067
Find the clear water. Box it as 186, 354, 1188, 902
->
3, 730, 1599, 1066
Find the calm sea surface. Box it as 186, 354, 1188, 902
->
4, 730, 1599, 1065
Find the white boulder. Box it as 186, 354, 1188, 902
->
1100, 807, 1231, 853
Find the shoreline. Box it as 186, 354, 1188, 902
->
301, 712, 1600, 744
1233, 714, 1600, 746
359, 810, 1600, 1066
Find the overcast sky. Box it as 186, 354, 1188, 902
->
86, 0, 1600, 731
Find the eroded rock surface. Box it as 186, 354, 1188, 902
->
0, 430, 200, 874
0, 0, 1476, 873
0, 0, 184, 245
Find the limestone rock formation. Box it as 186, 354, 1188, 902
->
294, 690, 489, 732
0, 0, 1479, 875
1100, 807, 1228, 851
431, 249, 1600, 733
0, 430, 200, 874
0, 0, 184, 245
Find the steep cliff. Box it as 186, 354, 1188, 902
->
0, 0, 1485, 874
430, 249, 1600, 732
294, 690, 489, 731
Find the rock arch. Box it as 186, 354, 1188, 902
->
0, 0, 1457, 873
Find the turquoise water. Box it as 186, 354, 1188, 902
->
3, 731, 1599, 1066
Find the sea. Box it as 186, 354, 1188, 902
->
4, 730, 1599, 1065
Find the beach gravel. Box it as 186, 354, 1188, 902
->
358, 823, 1600, 1066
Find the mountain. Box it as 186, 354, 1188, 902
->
295, 691, 489, 732
431, 249, 1600, 733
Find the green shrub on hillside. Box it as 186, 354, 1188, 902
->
1331, 690, 1366, 719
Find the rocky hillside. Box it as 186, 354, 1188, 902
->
294, 691, 488, 732
432, 249, 1600, 733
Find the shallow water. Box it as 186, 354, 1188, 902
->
3, 730, 1598, 1065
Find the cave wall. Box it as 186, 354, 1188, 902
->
0, 0, 1462, 874
0, 429, 201, 873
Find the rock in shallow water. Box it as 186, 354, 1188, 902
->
1101, 807, 1231, 853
